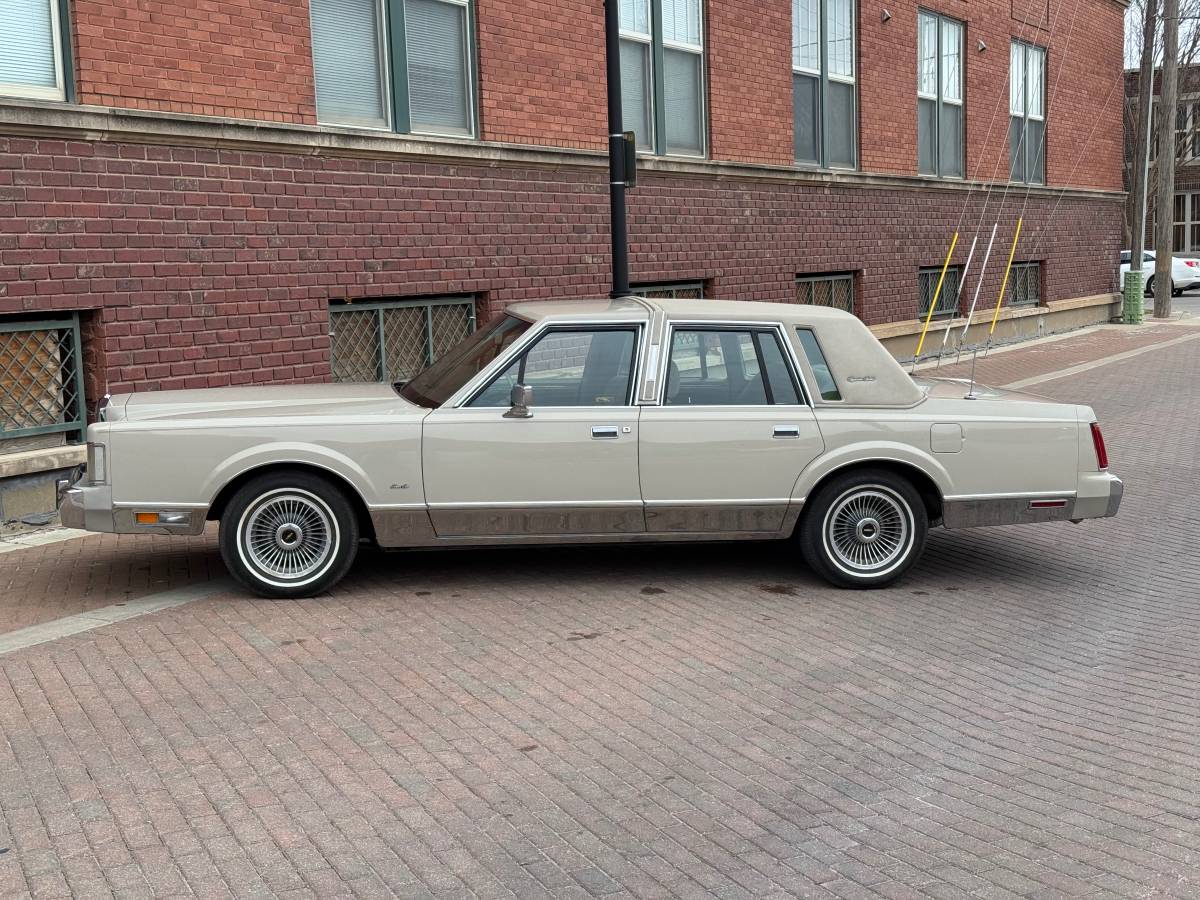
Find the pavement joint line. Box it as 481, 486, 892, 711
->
0, 527, 92, 555
1000, 331, 1200, 391
0, 578, 234, 657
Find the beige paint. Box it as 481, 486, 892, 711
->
64, 297, 1121, 546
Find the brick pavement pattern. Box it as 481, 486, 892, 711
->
0, 529, 219, 634
0, 338, 1198, 897
923, 322, 1198, 385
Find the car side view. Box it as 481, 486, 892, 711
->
60, 297, 1122, 597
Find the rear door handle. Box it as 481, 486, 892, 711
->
592, 425, 620, 439
773, 425, 800, 439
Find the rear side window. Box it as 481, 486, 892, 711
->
796, 329, 842, 401
664, 328, 801, 406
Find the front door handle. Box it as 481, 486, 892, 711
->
773, 424, 800, 439
592, 425, 620, 439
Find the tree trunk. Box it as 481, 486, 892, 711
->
1130, 0, 1158, 322
1155, 0, 1180, 318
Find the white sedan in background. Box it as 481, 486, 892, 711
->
1119, 250, 1200, 297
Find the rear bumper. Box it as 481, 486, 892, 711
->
941, 473, 1122, 529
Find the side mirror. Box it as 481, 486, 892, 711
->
503, 383, 533, 418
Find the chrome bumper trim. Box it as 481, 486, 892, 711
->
1104, 476, 1123, 518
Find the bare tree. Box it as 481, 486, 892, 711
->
1154, 0, 1180, 317
1128, 0, 1157, 318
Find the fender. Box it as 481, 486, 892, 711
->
790, 440, 955, 502
203, 442, 388, 508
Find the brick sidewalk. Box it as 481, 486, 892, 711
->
0, 331, 1198, 897
919, 321, 1198, 386
0, 529, 220, 634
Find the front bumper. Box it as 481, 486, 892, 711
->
58, 479, 207, 536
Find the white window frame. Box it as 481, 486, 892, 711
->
0, 0, 67, 102
620, 0, 707, 158
792, 0, 857, 169
406, 0, 475, 139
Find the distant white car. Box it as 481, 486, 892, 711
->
1119, 250, 1200, 297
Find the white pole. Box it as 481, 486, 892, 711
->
958, 222, 1000, 347
939, 233, 978, 354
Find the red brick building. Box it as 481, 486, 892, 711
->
0, 0, 1126, 509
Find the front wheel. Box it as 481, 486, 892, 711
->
798, 469, 928, 588
219, 471, 359, 598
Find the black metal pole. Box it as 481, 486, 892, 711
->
604, 0, 632, 298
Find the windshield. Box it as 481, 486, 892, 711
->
399, 314, 532, 408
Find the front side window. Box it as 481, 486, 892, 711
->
620, 0, 706, 156
793, 0, 856, 168
470, 328, 639, 408
1010, 40, 1045, 184
917, 265, 961, 320
917, 11, 963, 177
310, 0, 475, 136
665, 329, 801, 406
0, 0, 68, 102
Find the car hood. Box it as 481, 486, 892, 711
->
105, 383, 426, 423
912, 376, 1061, 405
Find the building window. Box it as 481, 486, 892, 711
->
633, 281, 705, 299
0, 315, 86, 449
1007, 262, 1041, 306
1010, 40, 1046, 184
917, 11, 963, 177
619, 0, 706, 157
0, 0, 69, 102
793, 0, 856, 168
917, 266, 961, 319
329, 296, 476, 383
1174, 101, 1200, 162
1171, 193, 1200, 252
795, 272, 855, 313
310, 0, 476, 136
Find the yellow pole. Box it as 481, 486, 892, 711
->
988, 218, 1023, 335
914, 231, 959, 359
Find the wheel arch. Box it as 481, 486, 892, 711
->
206, 462, 377, 542
796, 459, 945, 533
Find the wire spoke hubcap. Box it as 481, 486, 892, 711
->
241, 491, 335, 583
824, 487, 912, 576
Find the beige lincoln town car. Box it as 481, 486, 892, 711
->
60, 297, 1122, 597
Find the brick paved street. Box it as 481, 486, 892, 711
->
0, 331, 1198, 898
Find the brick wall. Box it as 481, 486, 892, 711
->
707, 0, 793, 166
0, 136, 1121, 397
72, 0, 317, 123
54, 0, 1125, 189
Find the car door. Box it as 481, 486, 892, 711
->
422, 324, 645, 538
638, 324, 824, 533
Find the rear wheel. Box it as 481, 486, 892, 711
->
798, 469, 928, 588
219, 471, 359, 598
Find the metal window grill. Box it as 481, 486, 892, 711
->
796, 273, 855, 314
0, 316, 87, 443
918, 266, 962, 319
329, 297, 477, 383
633, 281, 705, 299
1008, 262, 1041, 307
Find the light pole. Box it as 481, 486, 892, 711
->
604, 0, 634, 299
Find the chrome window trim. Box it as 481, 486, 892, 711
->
651, 320, 814, 408
448, 318, 647, 409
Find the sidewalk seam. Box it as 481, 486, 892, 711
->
1000, 331, 1200, 391
0, 579, 234, 657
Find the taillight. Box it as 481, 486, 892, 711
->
1090, 423, 1108, 470
1187, 260, 1199, 268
